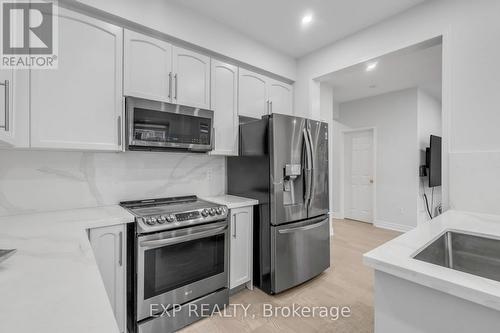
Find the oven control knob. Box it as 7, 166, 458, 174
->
201, 209, 209, 217
157, 216, 166, 224
166, 215, 175, 223
216, 207, 223, 215
145, 217, 156, 226
209, 208, 216, 216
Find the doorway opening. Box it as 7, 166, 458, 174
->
318, 36, 445, 232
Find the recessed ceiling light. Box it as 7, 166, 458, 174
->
366, 61, 378, 72
301, 14, 313, 25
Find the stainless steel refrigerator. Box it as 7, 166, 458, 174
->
227, 113, 330, 294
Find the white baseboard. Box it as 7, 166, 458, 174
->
374, 220, 414, 233
332, 212, 344, 219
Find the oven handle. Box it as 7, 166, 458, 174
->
139, 225, 227, 249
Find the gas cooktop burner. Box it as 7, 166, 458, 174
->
120, 195, 228, 233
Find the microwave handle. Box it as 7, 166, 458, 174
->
117, 115, 122, 147
212, 127, 215, 150
168, 72, 172, 99
174, 73, 178, 100
139, 225, 227, 249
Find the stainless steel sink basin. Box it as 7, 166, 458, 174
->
0, 249, 16, 264
413, 231, 500, 282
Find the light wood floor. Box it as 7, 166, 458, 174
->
181, 219, 400, 333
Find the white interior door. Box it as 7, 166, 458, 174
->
344, 130, 374, 223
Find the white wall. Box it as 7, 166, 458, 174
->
0, 151, 225, 217
339, 88, 418, 230
417, 90, 442, 224
72, 0, 296, 80
295, 0, 500, 216
328, 92, 351, 218
319, 84, 334, 218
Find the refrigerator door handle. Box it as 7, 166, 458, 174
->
307, 128, 315, 206
278, 218, 328, 234
303, 129, 312, 203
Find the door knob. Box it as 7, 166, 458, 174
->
370, 179, 374, 184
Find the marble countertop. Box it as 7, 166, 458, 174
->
364, 210, 500, 312
203, 195, 259, 209
0, 206, 134, 333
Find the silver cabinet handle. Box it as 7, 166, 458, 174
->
1, 80, 9, 132
232, 214, 237, 238
266, 100, 270, 115
232, 211, 248, 238
174, 73, 178, 100
270, 101, 273, 114
118, 231, 123, 267
117, 115, 122, 146
168, 72, 172, 99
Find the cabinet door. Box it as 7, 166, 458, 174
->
269, 80, 293, 116
30, 8, 123, 151
0, 69, 29, 147
230, 206, 253, 289
210, 60, 238, 156
238, 68, 268, 119
89, 224, 126, 333
0, 70, 14, 145
124, 30, 172, 103
172, 46, 210, 109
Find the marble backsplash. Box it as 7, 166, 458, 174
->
0, 150, 226, 217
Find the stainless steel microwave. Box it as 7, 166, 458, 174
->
125, 97, 214, 152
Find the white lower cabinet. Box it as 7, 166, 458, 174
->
229, 206, 253, 289
89, 224, 127, 333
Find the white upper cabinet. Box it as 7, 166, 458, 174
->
0, 69, 29, 147
239, 68, 293, 119
210, 60, 238, 156
124, 30, 172, 103
238, 68, 268, 119
268, 80, 293, 116
172, 46, 210, 109
30, 8, 123, 151
0, 70, 13, 145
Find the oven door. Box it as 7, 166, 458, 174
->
136, 220, 228, 321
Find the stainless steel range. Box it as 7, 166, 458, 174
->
121, 196, 229, 333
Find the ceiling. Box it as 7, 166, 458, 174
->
167, 0, 429, 58
320, 41, 442, 103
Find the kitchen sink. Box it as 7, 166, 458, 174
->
0, 249, 16, 264
413, 231, 500, 282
